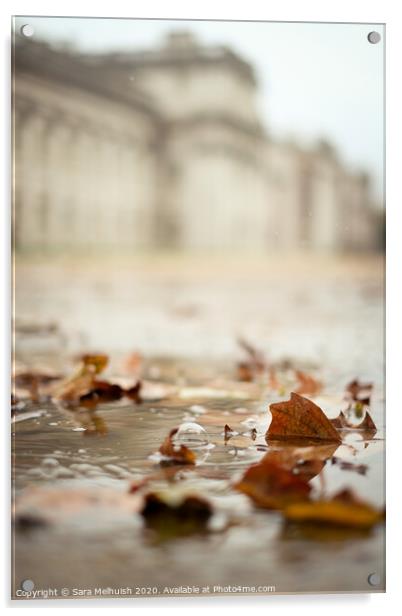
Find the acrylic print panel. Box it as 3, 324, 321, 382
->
11, 16, 385, 600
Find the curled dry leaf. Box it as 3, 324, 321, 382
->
284, 488, 384, 529
224, 424, 234, 441
330, 410, 348, 429
294, 370, 322, 396
159, 428, 196, 466
80, 354, 109, 374
267, 393, 342, 443
79, 381, 123, 407
234, 452, 311, 510
53, 354, 110, 404
331, 410, 377, 436
125, 381, 142, 403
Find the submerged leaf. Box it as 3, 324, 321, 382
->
267, 393, 342, 443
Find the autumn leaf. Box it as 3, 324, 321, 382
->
294, 370, 322, 396
13, 369, 62, 402
236, 338, 266, 381
330, 410, 348, 429
140, 490, 212, 540
53, 354, 109, 404
234, 452, 311, 510
158, 428, 196, 465
224, 424, 234, 441
266, 393, 342, 443
331, 409, 377, 436
125, 381, 142, 403
79, 380, 123, 407
345, 379, 373, 404
80, 354, 109, 374
283, 488, 384, 529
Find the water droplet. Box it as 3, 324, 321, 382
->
174, 422, 209, 449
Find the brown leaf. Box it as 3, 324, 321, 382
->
125, 381, 142, 403
284, 488, 384, 529
267, 393, 342, 443
79, 380, 123, 407
330, 409, 377, 436
294, 370, 322, 395
159, 428, 196, 465
140, 491, 212, 539
236, 338, 266, 381
53, 354, 109, 404
330, 410, 348, 429
80, 354, 109, 374
224, 424, 234, 441
345, 379, 373, 403
234, 453, 311, 510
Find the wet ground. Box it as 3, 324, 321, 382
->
12, 254, 385, 598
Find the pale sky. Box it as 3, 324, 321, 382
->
13, 16, 384, 199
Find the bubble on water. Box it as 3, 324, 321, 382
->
173, 422, 209, 449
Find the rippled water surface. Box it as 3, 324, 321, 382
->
12, 256, 385, 598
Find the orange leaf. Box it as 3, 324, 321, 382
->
284, 488, 384, 529
294, 370, 322, 395
159, 428, 196, 465
267, 393, 342, 443
234, 453, 311, 510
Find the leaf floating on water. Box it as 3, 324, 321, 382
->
267, 393, 342, 443
331, 409, 377, 436
284, 488, 384, 529
236, 337, 267, 382
345, 379, 373, 404
224, 424, 234, 442
53, 354, 109, 404
80, 354, 109, 374
158, 428, 196, 466
294, 370, 322, 396
234, 452, 311, 510
330, 410, 348, 429
140, 490, 212, 540
125, 381, 142, 403
79, 381, 123, 407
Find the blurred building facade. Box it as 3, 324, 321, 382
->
13, 31, 380, 253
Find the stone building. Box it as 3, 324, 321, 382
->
12, 31, 379, 253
